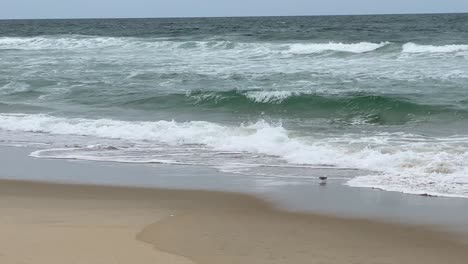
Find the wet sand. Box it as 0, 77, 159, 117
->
1, 179, 467, 264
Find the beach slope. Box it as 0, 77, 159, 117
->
0, 180, 467, 264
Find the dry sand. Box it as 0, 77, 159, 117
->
0, 179, 467, 264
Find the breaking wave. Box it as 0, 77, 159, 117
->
402, 43, 468, 53
4, 35, 468, 58
0, 113, 467, 197
123, 90, 462, 125
286, 42, 389, 54
0, 36, 389, 54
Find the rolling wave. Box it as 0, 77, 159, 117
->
286, 42, 389, 54
123, 90, 461, 125
0, 36, 167, 50
3, 36, 467, 58
0, 35, 388, 54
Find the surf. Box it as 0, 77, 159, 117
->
0, 113, 468, 198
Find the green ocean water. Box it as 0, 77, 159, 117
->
1, 14, 468, 197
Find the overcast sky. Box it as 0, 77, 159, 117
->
2, 0, 468, 19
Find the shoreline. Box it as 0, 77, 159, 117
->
2, 179, 468, 264
2, 146, 468, 230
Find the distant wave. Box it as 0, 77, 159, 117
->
0, 36, 157, 50
402, 43, 468, 53
0, 35, 388, 54
1, 113, 468, 198
3, 36, 468, 58
285, 42, 389, 54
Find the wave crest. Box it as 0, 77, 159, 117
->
0, 36, 389, 55
128, 90, 458, 125
402, 43, 468, 53
3, 36, 468, 58
286, 42, 389, 54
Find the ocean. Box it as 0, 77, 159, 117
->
1, 14, 468, 198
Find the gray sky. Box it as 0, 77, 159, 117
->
2, 0, 468, 19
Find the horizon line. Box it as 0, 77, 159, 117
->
1, 11, 467, 21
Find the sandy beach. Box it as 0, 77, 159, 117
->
1, 179, 467, 264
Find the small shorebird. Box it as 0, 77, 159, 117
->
319, 176, 328, 185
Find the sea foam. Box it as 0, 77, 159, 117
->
285, 42, 389, 54
0, 36, 389, 55
5, 36, 468, 57
0, 113, 468, 198
244, 91, 294, 103
402, 43, 468, 53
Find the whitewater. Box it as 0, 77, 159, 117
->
1, 36, 467, 55
1, 14, 468, 198
0, 113, 467, 197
